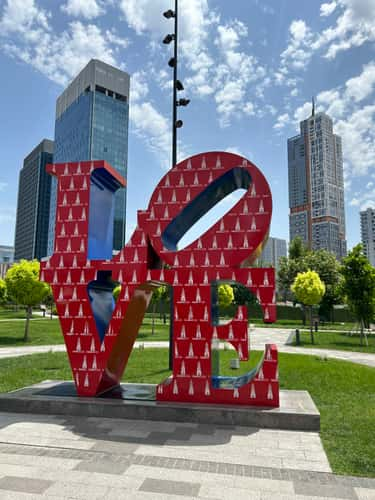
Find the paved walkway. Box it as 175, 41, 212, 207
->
1, 328, 374, 368
0, 411, 374, 499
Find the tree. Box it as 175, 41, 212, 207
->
304, 250, 341, 321
291, 270, 325, 344
150, 285, 169, 335
5, 260, 50, 341
278, 255, 308, 302
113, 285, 121, 301
340, 244, 375, 345
278, 239, 341, 322
0, 278, 7, 305
232, 283, 257, 306
289, 236, 308, 259
218, 284, 234, 308
43, 290, 55, 319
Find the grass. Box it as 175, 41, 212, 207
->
292, 330, 375, 353
0, 311, 375, 352
0, 348, 374, 478
0, 307, 34, 320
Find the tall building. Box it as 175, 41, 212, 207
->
47, 59, 130, 255
288, 104, 347, 259
258, 237, 287, 271
0, 245, 14, 278
360, 208, 375, 266
14, 139, 54, 261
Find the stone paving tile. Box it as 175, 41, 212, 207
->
125, 464, 238, 488
355, 487, 375, 500
0, 493, 46, 500
140, 477, 201, 497
74, 458, 130, 475
89, 440, 140, 455
0, 475, 53, 494
0, 453, 80, 470
44, 481, 110, 499
199, 484, 262, 499
294, 480, 358, 499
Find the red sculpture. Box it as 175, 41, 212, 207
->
41, 152, 279, 406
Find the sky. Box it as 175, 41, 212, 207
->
0, 0, 374, 252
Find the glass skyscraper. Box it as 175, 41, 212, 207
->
14, 139, 54, 261
288, 106, 347, 259
47, 59, 130, 255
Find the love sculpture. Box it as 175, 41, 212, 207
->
40, 152, 279, 406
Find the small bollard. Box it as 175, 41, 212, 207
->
295, 329, 300, 345
314, 320, 318, 332
230, 358, 240, 370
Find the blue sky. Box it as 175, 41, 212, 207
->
0, 0, 374, 251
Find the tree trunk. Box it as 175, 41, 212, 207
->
151, 301, 157, 336
23, 306, 32, 342
310, 305, 314, 344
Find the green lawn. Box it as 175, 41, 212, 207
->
0, 311, 368, 352
0, 316, 172, 346
0, 307, 35, 320
0, 349, 374, 478
292, 330, 375, 353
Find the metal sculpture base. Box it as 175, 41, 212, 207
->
0, 381, 320, 431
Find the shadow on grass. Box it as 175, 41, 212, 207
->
0, 336, 28, 346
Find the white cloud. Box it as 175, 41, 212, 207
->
224, 147, 245, 156
120, 2, 266, 127
349, 197, 360, 206
130, 102, 171, 166
280, 20, 314, 74
273, 113, 290, 131
320, 1, 337, 16
278, 1, 375, 83
294, 102, 313, 125
61, 0, 104, 20
129, 71, 178, 168
0, 11, 121, 86
213, 20, 266, 126
314, 0, 375, 59
345, 61, 375, 102
0, 0, 50, 34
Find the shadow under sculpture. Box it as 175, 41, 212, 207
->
40, 151, 279, 406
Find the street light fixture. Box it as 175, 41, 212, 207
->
176, 79, 184, 91
177, 98, 190, 106
163, 34, 175, 44
163, 9, 175, 19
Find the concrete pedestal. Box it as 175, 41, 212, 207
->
0, 381, 320, 431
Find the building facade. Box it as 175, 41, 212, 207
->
0, 245, 14, 278
258, 237, 287, 271
360, 208, 375, 266
14, 140, 54, 261
47, 59, 130, 255
288, 107, 347, 259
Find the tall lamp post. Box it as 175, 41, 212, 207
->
163, 1, 190, 369
163, 1, 190, 169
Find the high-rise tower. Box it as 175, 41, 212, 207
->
14, 139, 54, 261
360, 208, 375, 266
288, 105, 346, 259
47, 59, 130, 255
